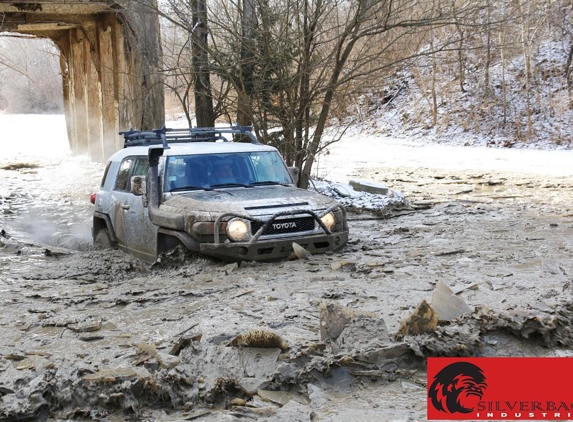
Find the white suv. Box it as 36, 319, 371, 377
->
91, 126, 348, 262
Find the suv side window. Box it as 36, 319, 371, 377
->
132, 158, 149, 178
100, 161, 112, 187
115, 157, 149, 192
115, 158, 134, 191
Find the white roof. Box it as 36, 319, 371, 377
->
108, 141, 278, 162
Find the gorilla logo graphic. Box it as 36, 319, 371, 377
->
429, 362, 487, 414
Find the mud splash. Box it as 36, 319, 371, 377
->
0, 158, 102, 251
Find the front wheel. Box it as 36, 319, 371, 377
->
94, 228, 114, 249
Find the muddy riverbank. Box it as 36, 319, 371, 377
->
1, 151, 573, 420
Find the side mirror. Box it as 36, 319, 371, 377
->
131, 175, 146, 196
288, 166, 300, 185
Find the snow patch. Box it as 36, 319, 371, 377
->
311, 180, 408, 216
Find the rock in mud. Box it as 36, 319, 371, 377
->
218, 262, 239, 274
403, 300, 573, 357
83, 368, 138, 383
228, 329, 289, 351
156, 352, 181, 369
335, 317, 390, 353
135, 343, 157, 365
291, 242, 313, 260
169, 333, 202, 356
4, 353, 26, 361
331, 183, 356, 198
319, 301, 378, 341
230, 397, 247, 406
266, 400, 312, 422
349, 179, 389, 195
258, 389, 309, 406
431, 280, 472, 322
67, 317, 102, 333
397, 300, 439, 336
359, 342, 419, 369
238, 377, 270, 395
43, 247, 71, 258
330, 260, 357, 271
177, 342, 282, 402
15, 356, 54, 370
78, 334, 104, 342
401, 380, 424, 393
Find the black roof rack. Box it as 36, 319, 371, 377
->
120, 124, 260, 148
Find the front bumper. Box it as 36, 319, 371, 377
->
199, 230, 349, 261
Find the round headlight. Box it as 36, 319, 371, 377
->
321, 212, 335, 230
226, 218, 250, 241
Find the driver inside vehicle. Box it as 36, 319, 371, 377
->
213, 160, 236, 184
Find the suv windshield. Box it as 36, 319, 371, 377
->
165, 151, 294, 191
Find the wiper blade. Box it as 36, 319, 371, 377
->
210, 183, 252, 189
170, 185, 212, 192
248, 181, 289, 187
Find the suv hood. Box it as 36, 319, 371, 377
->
161, 185, 335, 216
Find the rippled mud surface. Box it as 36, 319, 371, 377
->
2, 153, 573, 421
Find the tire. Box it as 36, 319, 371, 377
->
94, 228, 114, 250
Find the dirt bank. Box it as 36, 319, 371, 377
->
1, 158, 573, 421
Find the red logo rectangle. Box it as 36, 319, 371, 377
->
427, 357, 573, 420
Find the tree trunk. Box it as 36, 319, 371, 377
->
499, 31, 508, 127
237, 0, 256, 127
483, 0, 491, 99
295, 0, 314, 170
430, 29, 438, 127
191, 0, 215, 127
455, 22, 466, 93
565, 41, 573, 109
299, 36, 358, 189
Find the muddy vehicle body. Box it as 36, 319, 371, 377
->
92, 126, 349, 262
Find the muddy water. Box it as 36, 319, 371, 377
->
0, 156, 102, 251
2, 140, 573, 420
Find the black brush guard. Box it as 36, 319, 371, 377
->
200, 204, 349, 261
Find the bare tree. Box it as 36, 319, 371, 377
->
200, 0, 489, 187
155, 0, 572, 184
191, 0, 215, 127
0, 36, 63, 113
555, 0, 573, 108
236, 0, 256, 126
161, 17, 195, 125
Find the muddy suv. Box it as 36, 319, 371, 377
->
91, 126, 348, 262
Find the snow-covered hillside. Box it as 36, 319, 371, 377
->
339, 41, 573, 151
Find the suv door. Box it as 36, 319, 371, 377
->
111, 156, 157, 261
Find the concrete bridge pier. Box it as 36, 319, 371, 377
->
1, 1, 165, 161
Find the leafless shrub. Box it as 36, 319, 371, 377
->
0, 36, 63, 114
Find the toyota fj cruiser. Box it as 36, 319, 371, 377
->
91, 125, 348, 262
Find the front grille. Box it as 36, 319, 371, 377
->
251, 216, 316, 236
